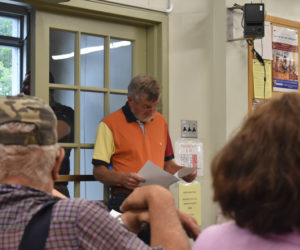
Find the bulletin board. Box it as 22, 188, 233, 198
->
248, 15, 300, 112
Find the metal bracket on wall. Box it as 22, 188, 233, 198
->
227, 7, 246, 42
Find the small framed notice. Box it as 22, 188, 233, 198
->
178, 182, 201, 225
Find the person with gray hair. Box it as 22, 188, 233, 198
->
0, 94, 200, 249
92, 75, 197, 210
92, 75, 197, 243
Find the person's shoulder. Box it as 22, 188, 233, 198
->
153, 112, 167, 122
202, 221, 237, 236
102, 108, 124, 123
54, 198, 107, 220
56, 198, 106, 208
193, 221, 238, 250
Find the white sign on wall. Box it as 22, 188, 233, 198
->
174, 139, 203, 177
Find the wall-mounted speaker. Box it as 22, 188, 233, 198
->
244, 3, 264, 38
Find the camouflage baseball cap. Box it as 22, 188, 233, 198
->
0, 94, 57, 145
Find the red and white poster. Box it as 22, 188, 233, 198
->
272, 26, 298, 92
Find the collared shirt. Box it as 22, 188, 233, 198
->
0, 184, 163, 250
92, 102, 174, 172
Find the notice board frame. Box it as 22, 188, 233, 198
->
248, 15, 300, 112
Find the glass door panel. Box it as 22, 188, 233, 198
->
110, 38, 133, 90
51, 89, 75, 143
80, 91, 104, 144
50, 89, 75, 198
110, 93, 127, 114
49, 29, 75, 85
80, 34, 105, 88
80, 149, 103, 200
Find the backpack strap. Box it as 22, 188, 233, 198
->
18, 199, 58, 250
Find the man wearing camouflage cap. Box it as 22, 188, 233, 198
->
0, 94, 58, 145
0, 94, 199, 249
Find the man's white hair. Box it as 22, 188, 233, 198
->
0, 122, 60, 190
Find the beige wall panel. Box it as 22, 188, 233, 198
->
169, 0, 226, 231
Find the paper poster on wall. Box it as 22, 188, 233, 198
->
253, 59, 272, 99
174, 139, 203, 176
178, 182, 201, 225
272, 26, 299, 92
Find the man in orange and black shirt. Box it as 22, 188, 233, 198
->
92, 75, 196, 213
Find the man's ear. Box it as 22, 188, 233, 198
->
52, 147, 65, 181
128, 96, 135, 109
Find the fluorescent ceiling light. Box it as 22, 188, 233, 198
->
51, 41, 131, 60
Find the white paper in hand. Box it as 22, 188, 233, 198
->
174, 167, 197, 178
138, 160, 179, 188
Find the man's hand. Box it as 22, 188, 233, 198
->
121, 209, 201, 240
120, 185, 174, 211
182, 169, 197, 182
121, 210, 149, 233
120, 185, 192, 249
120, 187, 200, 239
119, 172, 145, 190
164, 160, 198, 182
93, 165, 145, 188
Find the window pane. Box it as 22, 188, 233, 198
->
50, 29, 75, 85
0, 45, 20, 97
80, 181, 103, 200
69, 148, 75, 175
51, 89, 74, 198
80, 149, 103, 200
56, 147, 74, 198
80, 34, 104, 88
110, 39, 132, 90
80, 92, 104, 143
110, 93, 127, 114
50, 89, 75, 143
80, 149, 94, 175
0, 16, 20, 38
66, 149, 74, 198
68, 182, 74, 198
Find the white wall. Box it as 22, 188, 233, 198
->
169, 0, 226, 229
